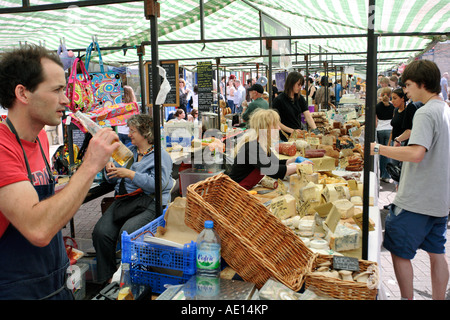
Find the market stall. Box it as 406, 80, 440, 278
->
1, 0, 449, 302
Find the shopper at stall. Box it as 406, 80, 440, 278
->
392, 85, 423, 147
228, 109, 310, 190
234, 79, 246, 113
307, 77, 317, 105
370, 59, 450, 300
387, 88, 409, 171
93, 114, 174, 284
272, 71, 319, 141
117, 85, 137, 146
168, 108, 187, 123
315, 76, 336, 111
377, 76, 390, 102
441, 72, 448, 101
375, 87, 395, 183
226, 78, 236, 113
187, 109, 199, 123
242, 83, 268, 123
0, 45, 119, 299
272, 79, 279, 100
334, 79, 343, 105
179, 78, 189, 117
389, 75, 400, 89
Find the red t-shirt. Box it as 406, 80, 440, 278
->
0, 123, 50, 237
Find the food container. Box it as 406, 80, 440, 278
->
201, 112, 219, 130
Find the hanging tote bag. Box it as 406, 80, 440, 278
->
66, 58, 96, 113
84, 41, 122, 108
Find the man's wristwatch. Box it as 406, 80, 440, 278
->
373, 143, 381, 155
394, 137, 401, 144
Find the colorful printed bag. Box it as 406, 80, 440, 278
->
66, 58, 96, 113
84, 41, 122, 107
70, 102, 140, 133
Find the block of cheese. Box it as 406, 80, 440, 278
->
328, 224, 361, 252
322, 185, 349, 203
289, 174, 308, 202
350, 196, 363, 206
310, 156, 336, 172
332, 199, 355, 219
297, 163, 313, 175
306, 173, 319, 184
301, 182, 319, 202
270, 194, 296, 220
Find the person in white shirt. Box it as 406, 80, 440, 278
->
168, 108, 186, 122
234, 79, 246, 114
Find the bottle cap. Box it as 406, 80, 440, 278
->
204, 220, 213, 228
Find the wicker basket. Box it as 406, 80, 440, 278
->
305, 254, 379, 300
185, 173, 317, 291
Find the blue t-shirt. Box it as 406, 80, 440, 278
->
335, 84, 342, 103
440, 77, 448, 100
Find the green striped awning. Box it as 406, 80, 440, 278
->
0, 0, 448, 73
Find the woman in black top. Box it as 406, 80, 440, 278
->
389, 88, 406, 170
228, 109, 302, 190
375, 87, 395, 182
272, 71, 318, 141
389, 88, 408, 147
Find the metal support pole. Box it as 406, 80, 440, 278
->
362, 0, 378, 260
216, 58, 221, 125
305, 54, 309, 101
216, 58, 220, 113
145, 0, 162, 216
137, 45, 146, 114
267, 39, 273, 108
324, 61, 328, 111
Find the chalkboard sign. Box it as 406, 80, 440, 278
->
196, 61, 213, 113
333, 256, 360, 272
145, 60, 179, 107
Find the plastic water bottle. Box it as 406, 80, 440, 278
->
196, 220, 221, 278
73, 111, 133, 166
160, 126, 166, 148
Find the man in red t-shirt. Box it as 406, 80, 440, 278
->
0, 45, 120, 299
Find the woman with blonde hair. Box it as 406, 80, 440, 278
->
228, 109, 309, 190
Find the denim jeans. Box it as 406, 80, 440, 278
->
377, 129, 392, 179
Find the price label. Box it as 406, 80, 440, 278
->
333, 256, 360, 272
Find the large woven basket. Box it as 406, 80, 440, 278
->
305, 254, 379, 300
185, 173, 317, 291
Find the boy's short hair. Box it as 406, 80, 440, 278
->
0, 45, 63, 109
401, 60, 441, 94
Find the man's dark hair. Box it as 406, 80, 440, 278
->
401, 60, 441, 94
0, 45, 63, 109
284, 71, 304, 98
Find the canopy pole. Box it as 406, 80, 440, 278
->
145, 0, 162, 216
216, 58, 221, 113
363, 0, 378, 261
267, 39, 273, 108
137, 45, 147, 114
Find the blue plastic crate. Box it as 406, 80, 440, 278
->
129, 268, 193, 294
121, 212, 197, 293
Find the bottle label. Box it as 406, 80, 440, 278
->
196, 243, 220, 270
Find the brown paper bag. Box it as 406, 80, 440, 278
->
155, 197, 199, 245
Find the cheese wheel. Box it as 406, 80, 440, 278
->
310, 239, 329, 250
